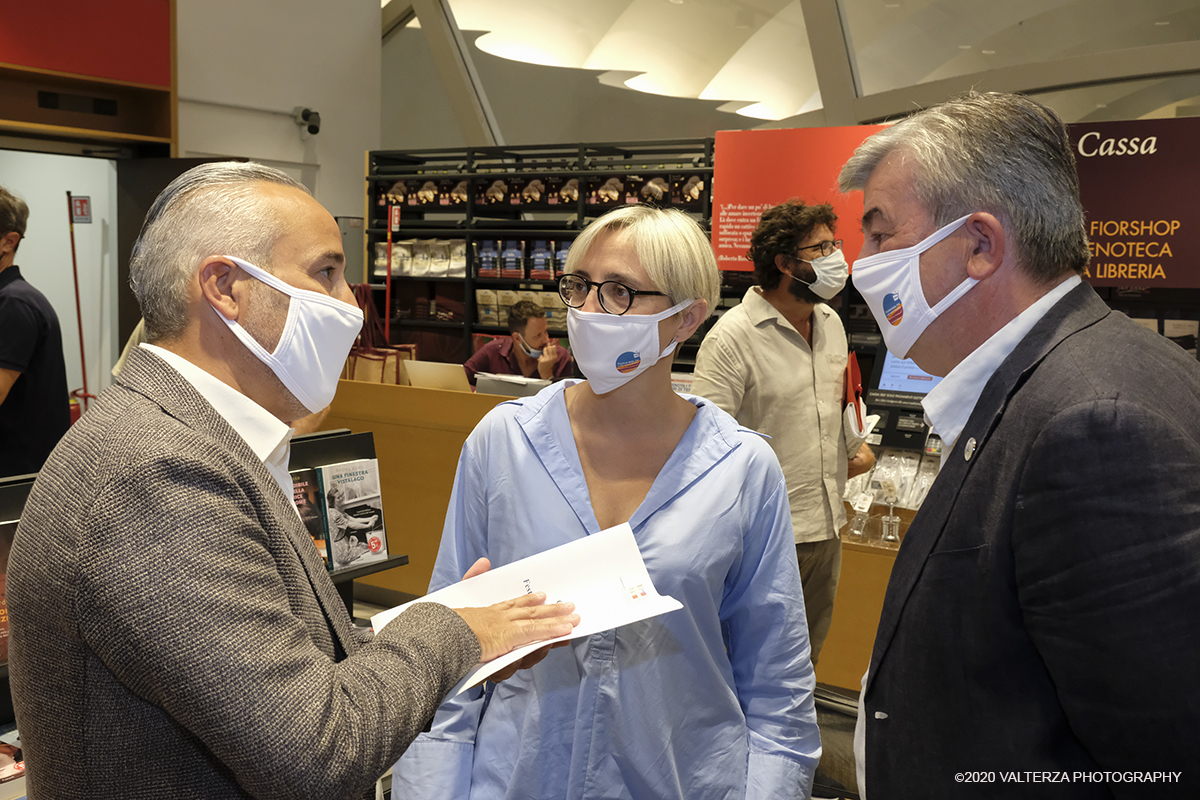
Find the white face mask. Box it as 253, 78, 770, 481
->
514, 332, 542, 359
213, 256, 364, 415
567, 299, 693, 395
792, 250, 849, 300
851, 214, 977, 359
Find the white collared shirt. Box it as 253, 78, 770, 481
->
141, 344, 297, 507
922, 275, 1081, 453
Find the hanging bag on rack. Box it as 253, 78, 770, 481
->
342, 285, 415, 385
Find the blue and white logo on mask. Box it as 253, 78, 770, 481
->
615, 351, 642, 374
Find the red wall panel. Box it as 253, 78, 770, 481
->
0, 0, 170, 88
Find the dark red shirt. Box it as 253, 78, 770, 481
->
463, 337, 574, 386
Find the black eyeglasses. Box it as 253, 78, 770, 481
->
557, 274, 668, 316
796, 239, 844, 259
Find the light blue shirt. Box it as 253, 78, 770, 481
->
394, 380, 820, 800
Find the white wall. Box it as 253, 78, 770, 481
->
176, 0, 382, 218
0, 152, 120, 398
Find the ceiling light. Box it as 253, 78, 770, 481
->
958, 45, 971, 49
1155, 20, 1170, 25
982, 49, 995, 54
669, 0, 684, 4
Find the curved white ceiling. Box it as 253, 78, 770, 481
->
393, 0, 1200, 122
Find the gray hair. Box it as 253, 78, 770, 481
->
129, 161, 309, 342
0, 184, 30, 241
566, 205, 719, 318
838, 91, 1091, 282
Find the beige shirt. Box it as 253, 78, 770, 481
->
692, 287, 849, 543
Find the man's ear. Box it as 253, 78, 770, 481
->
773, 253, 794, 277
964, 212, 1006, 281
199, 257, 242, 321
0, 231, 19, 256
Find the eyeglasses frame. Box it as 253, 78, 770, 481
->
557, 274, 669, 316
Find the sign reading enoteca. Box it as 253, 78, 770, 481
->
713, 116, 1200, 288
1071, 117, 1200, 288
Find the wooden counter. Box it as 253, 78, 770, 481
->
813, 504, 916, 693
322, 380, 511, 598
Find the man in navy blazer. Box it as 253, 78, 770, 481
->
838, 92, 1200, 798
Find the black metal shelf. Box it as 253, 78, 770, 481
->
366, 139, 715, 357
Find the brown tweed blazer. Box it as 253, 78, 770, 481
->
8, 346, 480, 799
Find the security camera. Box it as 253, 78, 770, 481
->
293, 107, 321, 136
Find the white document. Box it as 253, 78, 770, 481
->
370, 523, 683, 696
844, 398, 881, 459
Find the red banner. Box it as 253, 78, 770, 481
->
713, 126, 885, 271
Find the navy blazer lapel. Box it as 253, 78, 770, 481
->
866, 283, 1110, 692
118, 347, 360, 658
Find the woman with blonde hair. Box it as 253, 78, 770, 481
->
395, 204, 820, 799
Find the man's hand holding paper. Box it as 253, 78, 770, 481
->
372, 524, 683, 695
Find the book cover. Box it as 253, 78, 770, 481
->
0, 519, 15, 666
0, 724, 23, 788
315, 459, 388, 572
289, 468, 329, 568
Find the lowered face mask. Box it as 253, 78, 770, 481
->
514, 333, 542, 359
213, 255, 364, 415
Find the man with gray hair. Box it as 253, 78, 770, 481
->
0, 183, 71, 478
840, 92, 1200, 797
8, 162, 578, 800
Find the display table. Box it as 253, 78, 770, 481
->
814, 503, 917, 693
323, 380, 512, 599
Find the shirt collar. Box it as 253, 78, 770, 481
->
922, 275, 1081, 450
140, 343, 294, 468
741, 286, 829, 332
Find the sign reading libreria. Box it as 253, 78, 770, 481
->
1071, 117, 1199, 288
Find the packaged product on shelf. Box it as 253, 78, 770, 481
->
496, 289, 519, 327
626, 174, 671, 204
475, 289, 499, 325
475, 178, 510, 206
539, 291, 566, 332
380, 179, 438, 207
475, 240, 500, 278
546, 176, 579, 205
517, 290, 540, 308
514, 177, 549, 205
434, 295, 465, 322
428, 240, 451, 277
378, 239, 414, 277
410, 239, 434, 277
448, 239, 467, 277
671, 174, 706, 206
373, 242, 389, 278
587, 175, 625, 206
289, 467, 329, 568
528, 240, 553, 279
554, 240, 571, 277
438, 178, 469, 206
500, 240, 526, 279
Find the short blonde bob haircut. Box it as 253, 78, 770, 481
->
565, 205, 718, 320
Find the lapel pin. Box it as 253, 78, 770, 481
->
964, 437, 977, 461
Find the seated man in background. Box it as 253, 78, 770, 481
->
463, 299, 572, 386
